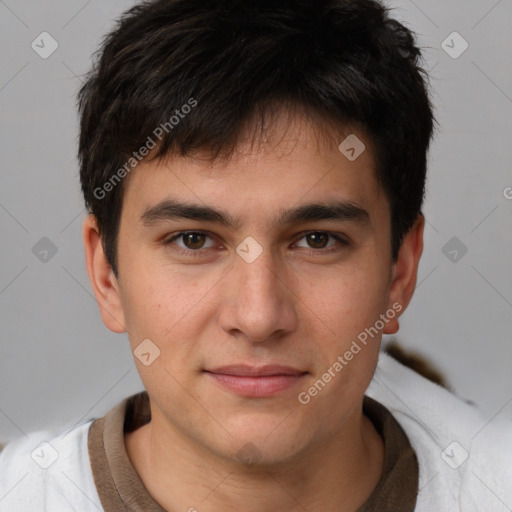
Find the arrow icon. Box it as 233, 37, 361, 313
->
338, 134, 365, 161
134, 339, 161, 366
441, 32, 468, 59
237, 442, 262, 465
442, 236, 467, 263
441, 441, 468, 469
236, 236, 263, 263
31, 32, 59, 59
31, 442, 59, 468
32, 237, 58, 263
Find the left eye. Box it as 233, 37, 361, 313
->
295, 232, 346, 250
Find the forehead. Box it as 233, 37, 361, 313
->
121, 112, 385, 225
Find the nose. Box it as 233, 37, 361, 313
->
218, 247, 298, 343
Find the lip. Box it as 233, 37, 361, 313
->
204, 365, 307, 397
206, 364, 305, 377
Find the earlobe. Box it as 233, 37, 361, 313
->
383, 214, 425, 335
82, 214, 126, 333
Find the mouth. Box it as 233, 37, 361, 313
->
203, 365, 308, 397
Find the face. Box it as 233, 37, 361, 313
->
92, 114, 408, 465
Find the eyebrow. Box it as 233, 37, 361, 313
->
140, 198, 370, 229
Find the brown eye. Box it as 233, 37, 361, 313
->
294, 231, 349, 252
305, 232, 329, 249
182, 232, 207, 249
166, 231, 216, 253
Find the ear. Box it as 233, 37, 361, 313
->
383, 214, 425, 335
83, 214, 126, 333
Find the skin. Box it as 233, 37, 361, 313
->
83, 112, 424, 512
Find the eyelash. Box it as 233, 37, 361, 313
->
163, 230, 349, 257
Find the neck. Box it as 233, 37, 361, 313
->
125, 402, 384, 512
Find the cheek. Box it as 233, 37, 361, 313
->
300, 258, 390, 339
300, 269, 387, 412
119, 259, 217, 356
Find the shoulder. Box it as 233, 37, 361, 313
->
0, 420, 102, 512
367, 351, 512, 511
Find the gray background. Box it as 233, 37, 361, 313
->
1, 0, 511, 443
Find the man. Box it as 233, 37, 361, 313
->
1, 0, 511, 510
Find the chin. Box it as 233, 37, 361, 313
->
219, 420, 312, 465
